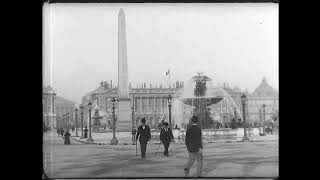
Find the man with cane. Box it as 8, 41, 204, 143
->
160, 122, 174, 157
136, 118, 151, 158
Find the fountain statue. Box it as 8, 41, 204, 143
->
179, 73, 224, 129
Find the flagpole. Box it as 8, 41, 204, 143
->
169, 73, 171, 88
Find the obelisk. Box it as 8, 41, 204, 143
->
117, 8, 131, 132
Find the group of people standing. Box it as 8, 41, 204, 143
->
134, 116, 203, 177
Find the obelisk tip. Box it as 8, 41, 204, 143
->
119, 8, 125, 15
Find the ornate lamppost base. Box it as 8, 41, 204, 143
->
87, 137, 94, 142
242, 136, 250, 142
110, 137, 118, 145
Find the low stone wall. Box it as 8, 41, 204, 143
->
151, 128, 260, 143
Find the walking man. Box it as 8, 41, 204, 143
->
136, 118, 151, 158
160, 122, 174, 157
184, 116, 203, 177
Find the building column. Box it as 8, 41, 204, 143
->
154, 97, 156, 113
161, 97, 163, 113
226, 97, 229, 113
220, 98, 223, 113
96, 97, 99, 108
52, 95, 56, 128
52, 95, 55, 114
140, 97, 143, 114
146, 96, 149, 114
106, 97, 108, 113
44, 95, 47, 114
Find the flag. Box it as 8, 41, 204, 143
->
165, 70, 170, 76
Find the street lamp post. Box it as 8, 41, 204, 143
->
131, 106, 136, 145
110, 97, 118, 145
234, 107, 237, 120
262, 104, 266, 135
75, 108, 79, 137
87, 100, 94, 142
132, 94, 135, 129
131, 106, 135, 128
79, 104, 85, 139
259, 108, 262, 124
167, 94, 175, 142
167, 94, 173, 130
66, 113, 70, 130
241, 93, 249, 142
64, 114, 67, 130
154, 110, 157, 129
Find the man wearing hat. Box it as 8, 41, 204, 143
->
184, 116, 203, 177
160, 122, 174, 157
136, 118, 151, 158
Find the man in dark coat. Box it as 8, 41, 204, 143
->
160, 122, 174, 156
136, 118, 151, 158
184, 116, 203, 177
84, 126, 88, 138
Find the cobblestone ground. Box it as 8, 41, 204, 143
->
43, 131, 278, 179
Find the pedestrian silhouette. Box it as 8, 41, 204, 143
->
64, 129, 71, 145
184, 116, 203, 177
160, 122, 174, 156
84, 126, 88, 138
136, 118, 151, 158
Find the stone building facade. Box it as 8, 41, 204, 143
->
43, 85, 77, 130
55, 96, 77, 129
43, 86, 56, 129
81, 80, 243, 129
247, 77, 279, 124
79, 77, 278, 130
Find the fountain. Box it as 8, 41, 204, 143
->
176, 73, 223, 129
170, 73, 260, 142
92, 105, 106, 133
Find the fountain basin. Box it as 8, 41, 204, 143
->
151, 128, 260, 142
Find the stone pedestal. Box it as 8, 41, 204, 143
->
117, 99, 132, 132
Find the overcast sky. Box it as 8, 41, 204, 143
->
43, 3, 278, 104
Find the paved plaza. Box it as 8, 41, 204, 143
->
43, 131, 278, 179
67, 128, 278, 145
